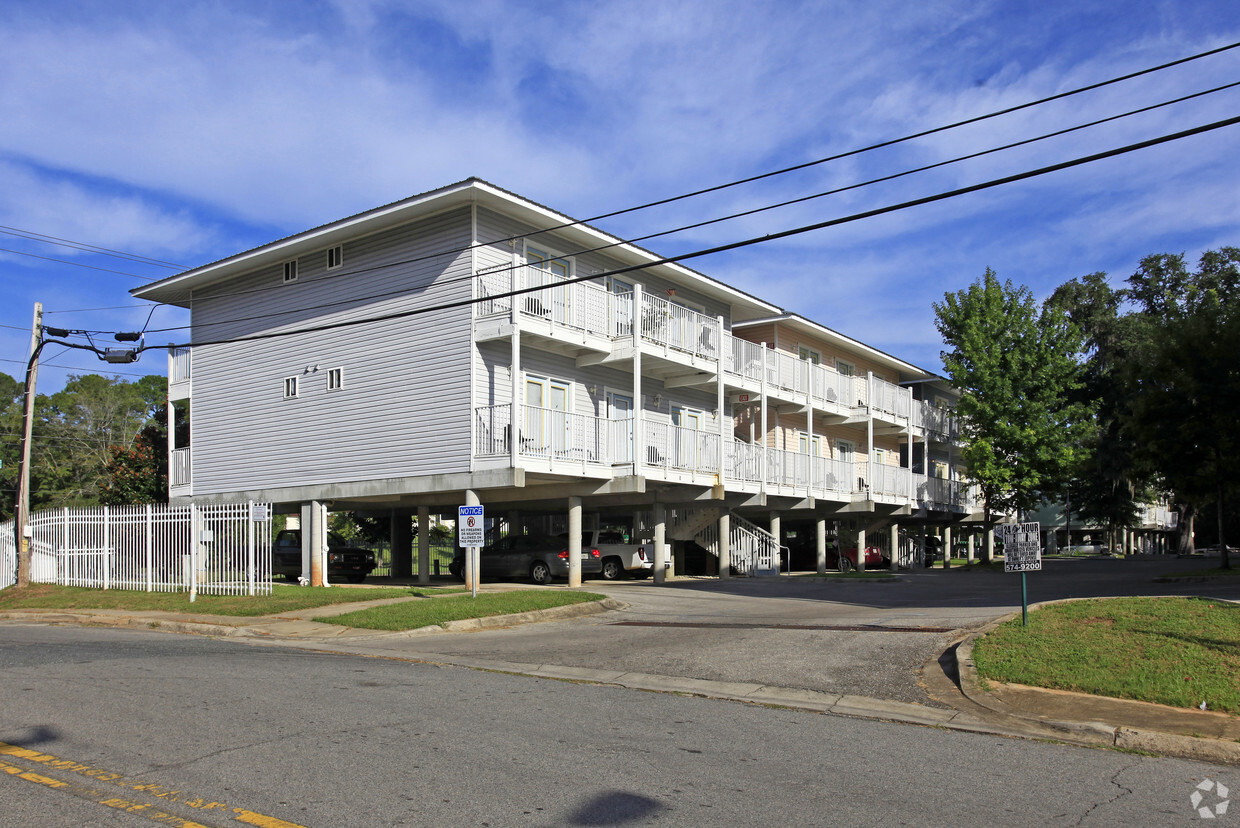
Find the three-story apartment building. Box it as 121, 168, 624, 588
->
135, 179, 979, 585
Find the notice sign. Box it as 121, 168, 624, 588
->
999, 522, 1042, 572
458, 505, 484, 547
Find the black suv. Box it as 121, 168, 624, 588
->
272, 530, 378, 583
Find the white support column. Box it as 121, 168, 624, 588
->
890, 522, 899, 569
568, 496, 582, 587
653, 501, 667, 585
718, 512, 731, 579
856, 524, 866, 572
717, 315, 726, 484
633, 285, 643, 471
302, 500, 328, 587
944, 525, 953, 569
464, 489, 480, 593
417, 506, 430, 585
816, 517, 827, 575
510, 330, 521, 468
807, 385, 815, 497
770, 513, 781, 572
967, 531, 975, 563
760, 344, 768, 495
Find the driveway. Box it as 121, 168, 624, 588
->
334, 555, 1239, 707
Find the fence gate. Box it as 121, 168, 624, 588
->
0, 502, 273, 596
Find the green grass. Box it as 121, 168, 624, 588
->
322, 590, 606, 630
972, 597, 1240, 715
1160, 567, 1240, 579
0, 583, 462, 616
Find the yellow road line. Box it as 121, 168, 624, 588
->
0, 740, 306, 828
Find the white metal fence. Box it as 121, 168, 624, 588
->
0, 502, 273, 595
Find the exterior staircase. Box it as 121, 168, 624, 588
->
669, 507, 781, 577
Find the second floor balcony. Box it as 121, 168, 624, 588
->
474, 403, 974, 512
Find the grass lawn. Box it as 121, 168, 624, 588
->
322, 590, 607, 630
972, 596, 1240, 715
1161, 566, 1240, 579
0, 583, 463, 617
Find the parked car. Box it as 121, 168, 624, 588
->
558, 530, 669, 580
780, 534, 841, 571
840, 545, 889, 569
448, 532, 602, 585
272, 529, 378, 583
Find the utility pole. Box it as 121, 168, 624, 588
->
14, 302, 42, 588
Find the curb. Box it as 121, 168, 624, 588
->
0, 596, 627, 641
955, 603, 1240, 765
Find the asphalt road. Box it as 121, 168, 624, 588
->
1, 624, 1236, 827
324, 555, 1240, 707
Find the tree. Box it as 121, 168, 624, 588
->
0, 373, 24, 521
1047, 273, 1154, 551
935, 269, 1088, 562
1122, 248, 1240, 569
99, 406, 169, 506
5, 373, 169, 517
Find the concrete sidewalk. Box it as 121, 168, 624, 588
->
2, 580, 1237, 765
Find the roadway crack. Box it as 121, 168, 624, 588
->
1066, 759, 1140, 826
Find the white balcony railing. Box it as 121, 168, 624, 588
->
869, 375, 912, 420
170, 348, 191, 383
171, 447, 191, 487
639, 293, 720, 361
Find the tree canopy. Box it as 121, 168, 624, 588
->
1, 372, 169, 521
1119, 248, 1240, 568
935, 269, 1088, 560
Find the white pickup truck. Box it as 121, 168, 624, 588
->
559, 529, 669, 580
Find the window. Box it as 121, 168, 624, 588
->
798, 346, 821, 364
835, 359, 856, 376
326, 245, 343, 270
874, 447, 887, 465
283, 260, 298, 284
283, 376, 298, 399
798, 432, 823, 455
327, 367, 343, 391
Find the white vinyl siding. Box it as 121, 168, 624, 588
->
188, 207, 475, 495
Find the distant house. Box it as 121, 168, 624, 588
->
134, 179, 979, 583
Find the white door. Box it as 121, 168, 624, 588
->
525, 377, 570, 457
527, 247, 570, 323
672, 407, 702, 469
608, 392, 634, 463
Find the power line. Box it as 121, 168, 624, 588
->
0, 225, 184, 269
0, 246, 156, 280
46, 303, 161, 314
0, 357, 155, 378
140, 80, 1240, 337
132, 39, 1240, 312
150, 113, 1240, 352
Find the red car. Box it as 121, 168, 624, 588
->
839, 545, 888, 569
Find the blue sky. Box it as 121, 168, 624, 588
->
2, 0, 1238, 391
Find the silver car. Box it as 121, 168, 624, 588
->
449, 532, 602, 585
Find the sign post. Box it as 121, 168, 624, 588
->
999, 521, 1041, 626
458, 504, 484, 598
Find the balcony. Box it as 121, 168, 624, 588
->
168, 347, 191, 401
171, 446, 191, 493
475, 404, 870, 500
911, 400, 958, 440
